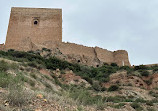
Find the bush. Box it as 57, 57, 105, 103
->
149, 91, 158, 97
30, 73, 37, 79
67, 85, 104, 106
108, 85, 119, 91
6, 84, 33, 107
144, 79, 152, 85
147, 108, 156, 111
140, 70, 149, 77
120, 66, 134, 73
92, 82, 102, 91
29, 79, 35, 87
104, 96, 127, 103
0, 60, 9, 72
0, 72, 12, 88
42, 47, 51, 52
146, 101, 153, 106
135, 98, 146, 103
82, 77, 93, 85
111, 63, 118, 67
134, 65, 149, 70
130, 102, 143, 111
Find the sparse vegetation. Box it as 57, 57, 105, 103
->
0, 50, 158, 110
6, 84, 33, 107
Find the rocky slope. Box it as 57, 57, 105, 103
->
0, 50, 158, 111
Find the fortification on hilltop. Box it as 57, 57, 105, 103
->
5, 7, 62, 50
0, 7, 131, 66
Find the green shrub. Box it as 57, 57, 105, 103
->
104, 96, 127, 103
150, 99, 158, 103
120, 66, 134, 74
42, 47, 51, 52
140, 70, 149, 77
82, 77, 93, 85
149, 91, 158, 97
135, 98, 146, 103
20, 75, 28, 82
108, 85, 119, 91
67, 85, 104, 106
147, 107, 156, 111
153, 67, 158, 72
0, 60, 9, 72
0, 72, 12, 88
30, 73, 37, 79
134, 65, 149, 70
92, 82, 102, 91
146, 101, 153, 106
130, 102, 143, 111
51, 74, 62, 86
111, 63, 118, 67
29, 80, 35, 87
144, 79, 152, 85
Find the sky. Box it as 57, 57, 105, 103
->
0, 0, 158, 65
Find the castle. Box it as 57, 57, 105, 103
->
0, 7, 131, 67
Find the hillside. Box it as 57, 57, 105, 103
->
0, 49, 158, 111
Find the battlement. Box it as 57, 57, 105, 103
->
11, 7, 62, 12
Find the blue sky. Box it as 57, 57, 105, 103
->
0, 0, 158, 65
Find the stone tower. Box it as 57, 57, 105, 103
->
5, 7, 62, 50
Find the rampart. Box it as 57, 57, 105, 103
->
57, 43, 130, 66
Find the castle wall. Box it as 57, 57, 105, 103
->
58, 42, 95, 58
5, 7, 62, 50
3, 7, 131, 67
0, 44, 5, 50
56, 43, 131, 66
94, 47, 114, 63
113, 50, 131, 66
57, 42, 98, 66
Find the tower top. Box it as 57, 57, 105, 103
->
5, 7, 62, 50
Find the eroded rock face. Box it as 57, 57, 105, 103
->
104, 71, 158, 90
55, 70, 91, 87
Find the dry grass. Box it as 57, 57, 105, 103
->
5, 84, 34, 107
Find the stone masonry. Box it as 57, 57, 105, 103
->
5, 7, 62, 50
